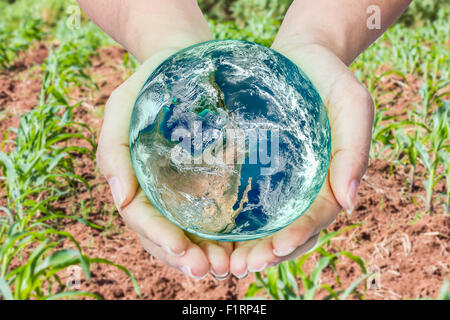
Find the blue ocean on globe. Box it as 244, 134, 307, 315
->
129, 40, 331, 241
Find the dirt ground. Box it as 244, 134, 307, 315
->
0, 44, 448, 300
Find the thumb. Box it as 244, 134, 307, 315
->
97, 50, 180, 210
327, 71, 374, 213
97, 84, 139, 210
275, 44, 374, 214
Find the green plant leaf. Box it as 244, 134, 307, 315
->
0, 277, 13, 300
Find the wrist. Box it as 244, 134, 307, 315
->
124, 27, 212, 64
78, 0, 212, 64
272, 27, 355, 66
273, 0, 412, 66
118, 1, 213, 63
272, 2, 368, 65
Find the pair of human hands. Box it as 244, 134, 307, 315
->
96, 23, 374, 281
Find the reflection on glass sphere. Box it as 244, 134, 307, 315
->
130, 40, 330, 241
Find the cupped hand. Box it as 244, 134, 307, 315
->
97, 49, 233, 281
229, 42, 374, 278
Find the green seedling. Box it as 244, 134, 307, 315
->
414, 104, 449, 213
0, 9, 139, 299
246, 225, 368, 300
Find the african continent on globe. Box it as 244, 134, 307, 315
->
129, 40, 331, 241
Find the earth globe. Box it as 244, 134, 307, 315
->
129, 40, 331, 241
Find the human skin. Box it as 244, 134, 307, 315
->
77, 0, 411, 280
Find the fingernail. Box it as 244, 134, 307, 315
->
108, 176, 125, 209
234, 269, 249, 279
181, 265, 206, 280
346, 179, 360, 214
215, 275, 228, 281
211, 269, 229, 281
210, 269, 229, 278
163, 245, 185, 257
273, 247, 295, 257
248, 263, 267, 273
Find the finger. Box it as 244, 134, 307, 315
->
98, 52, 195, 257
246, 238, 279, 272
217, 241, 234, 256
97, 84, 139, 210
195, 240, 230, 279
140, 236, 173, 266
230, 241, 253, 279
189, 234, 234, 278
188, 234, 234, 256
122, 190, 191, 256
277, 233, 320, 262
97, 50, 182, 210
247, 233, 321, 273
326, 72, 374, 213
272, 44, 374, 213
140, 236, 209, 280
271, 180, 339, 257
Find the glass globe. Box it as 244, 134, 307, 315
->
129, 40, 330, 241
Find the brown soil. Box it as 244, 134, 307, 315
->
0, 43, 48, 141
1, 44, 448, 300
322, 160, 449, 299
